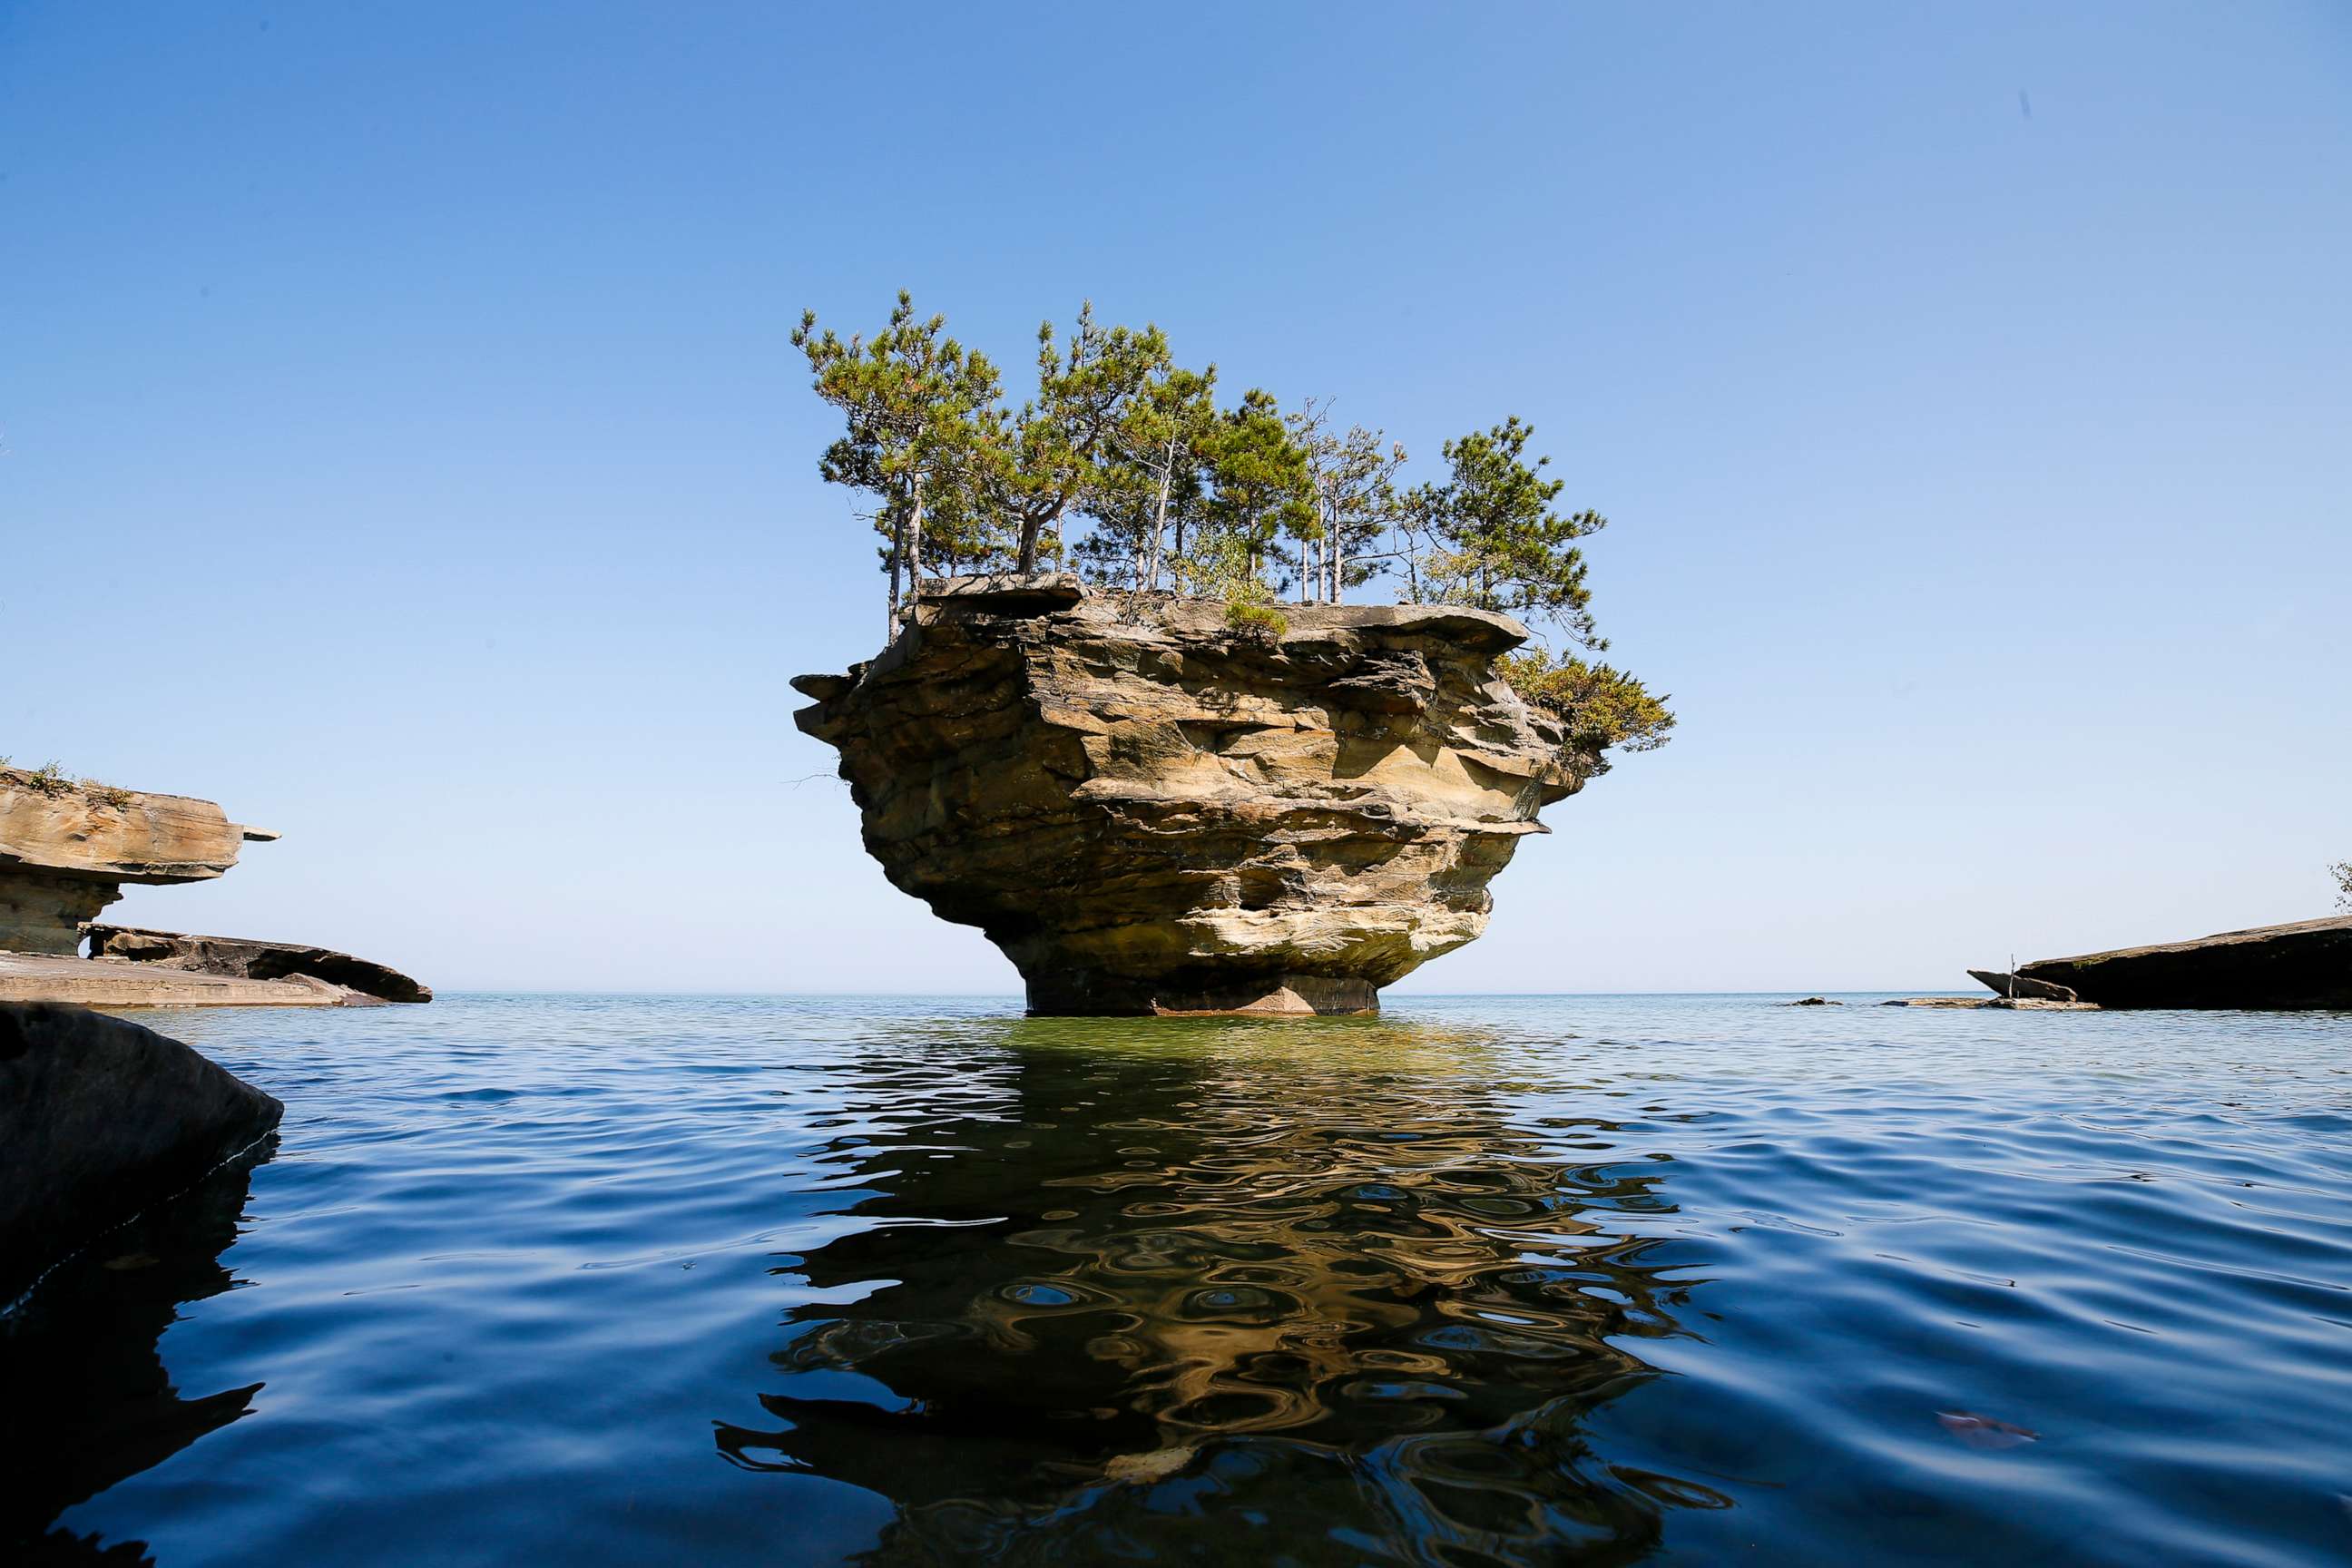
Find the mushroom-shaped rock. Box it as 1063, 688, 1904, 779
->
794, 577, 1581, 1015
0, 769, 272, 956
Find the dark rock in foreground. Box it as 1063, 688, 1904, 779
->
1966, 969, 2080, 1003
794, 576, 1579, 1016
0, 1003, 283, 1301
2016, 916, 2352, 1010
84, 926, 432, 1004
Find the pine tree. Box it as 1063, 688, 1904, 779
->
1406, 416, 1606, 646
1288, 399, 1406, 603
793, 291, 999, 632
1194, 388, 1314, 597
987, 304, 1170, 574
1095, 363, 1219, 591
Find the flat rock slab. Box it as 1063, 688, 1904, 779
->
1967, 969, 2081, 1002
1, 769, 275, 955
2017, 916, 2352, 1010
1884, 996, 2101, 1010
84, 926, 431, 1004
0, 950, 387, 1008
1, 1002, 284, 1300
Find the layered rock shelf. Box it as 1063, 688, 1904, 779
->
0, 771, 276, 956
793, 575, 1581, 1015
0, 766, 429, 1006
84, 925, 433, 1004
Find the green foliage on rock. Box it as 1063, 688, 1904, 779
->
1223, 599, 1289, 642
793, 292, 1675, 779
1497, 650, 1676, 779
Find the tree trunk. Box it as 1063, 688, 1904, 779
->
887, 503, 906, 634
906, 472, 926, 601
1146, 454, 1171, 592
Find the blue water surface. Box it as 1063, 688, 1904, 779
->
7, 995, 2349, 1565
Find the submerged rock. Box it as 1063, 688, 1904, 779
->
793, 576, 1581, 1015
83, 926, 432, 1004
0, 1003, 283, 1300
2016, 916, 2352, 1010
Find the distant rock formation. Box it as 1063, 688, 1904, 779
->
0, 769, 276, 956
84, 926, 432, 1004
2015, 916, 2352, 1010
793, 576, 1581, 1015
0, 1003, 283, 1301
0, 766, 430, 1005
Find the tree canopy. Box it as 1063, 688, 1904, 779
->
795, 291, 1673, 775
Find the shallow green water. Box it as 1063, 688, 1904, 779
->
7, 995, 2349, 1564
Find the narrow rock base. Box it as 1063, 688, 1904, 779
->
1026, 972, 1379, 1017
0, 872, 118, 957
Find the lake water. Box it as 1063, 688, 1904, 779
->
7, 995, 2349, 1566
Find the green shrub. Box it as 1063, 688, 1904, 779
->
1225, 598, 1289, 642
1498, 649, 1674, 779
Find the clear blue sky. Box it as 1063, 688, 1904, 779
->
5, 3, 2346, 994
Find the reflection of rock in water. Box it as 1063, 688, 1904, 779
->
1, 1143, 272, 1565
720, 1019, 1719, 1563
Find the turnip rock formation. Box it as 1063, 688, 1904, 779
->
792, 576, 1582, 1015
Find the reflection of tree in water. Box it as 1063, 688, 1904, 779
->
720, 1018, 1721, 1564
2, 1146, 273, 1566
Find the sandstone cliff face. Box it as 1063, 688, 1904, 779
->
0, 774, 274, 956
793, 576, 1580, 1014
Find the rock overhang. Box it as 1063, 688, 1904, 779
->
794, 576, 1576, 1015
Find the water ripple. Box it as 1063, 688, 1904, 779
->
4, 995, 2347, 1565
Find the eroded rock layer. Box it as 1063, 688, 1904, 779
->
0, 772, 274, 956
793, 576, 1579, 1015
84, 926, 434, 1004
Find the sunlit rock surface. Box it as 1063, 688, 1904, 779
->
793, 576, 1579, 1015
0, 771, 274, 956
